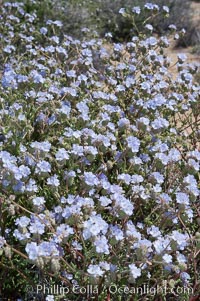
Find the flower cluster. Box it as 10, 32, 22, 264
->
0, 2, 199, 300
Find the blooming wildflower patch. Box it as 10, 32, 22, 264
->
0, 2, 199, 300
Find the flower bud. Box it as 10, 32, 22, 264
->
51, 258, 61, 273
35, 257, 45, 269
4, 246, 12, 259
8, 204, 15, 216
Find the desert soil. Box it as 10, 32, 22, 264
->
167, 1, 200, 75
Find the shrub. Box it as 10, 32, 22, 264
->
192, 44, 200, 55
88, 0, 193, 41
0, 2, 200, 301
11, 0, 197, 45
194, 67, 200, 83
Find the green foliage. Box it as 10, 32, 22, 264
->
0, 253, 37, 299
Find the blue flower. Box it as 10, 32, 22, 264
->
129, 264, 141, 279
149, 172, 164, 184
99, 196, 112, 207
40, 27, 47, 34
35, 160, 51, 174
66, 70, 76, 78
119, 8, 125, 15
87, 264, 104, 278
55, 148, 69, 161
144, 3, 159, 11
126, 136, 140, 153
162, 254, 172, 263
83, 214, 108, 239
94, 235, 109, 254
29, 220, 45, 234
15, 216, 30, 228
47, 175, 60, 187
176, 192, 189, 205
84, 172, 99, 187
0, 236, 6, 249
109, 225, 124, 241
132, 6, 141, 14
32, 197, 45, 206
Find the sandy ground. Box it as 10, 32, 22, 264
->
167, 1, 200, 75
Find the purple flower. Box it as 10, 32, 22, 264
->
83, 214, 108, 239
55, 148, 69, 161
25, 242, 38, 260
180, 272, 190, 284
109, 225, 124, 241
119, 8, 125, 15
40, 27, 47, 34
99, 196, 112, 207
0, 236, 6, 248
152, 118, 169, 130
58, 101, 71, 116
35, 160, 51, 174
94, 235, 109, 254
112, 193, 134, 216
163, 254, 172, 263
47, 175, 60, 187
25, 179, 38, 192
29, 220, 45, 235
87, 264, 104, 277
126, 136, 140, 153
129, 264, 141, 279
147, 225, 161, 238
30, 141, 51, 152
149, 172, 164, 184
32, 197, 45, 206
66, 70, 76, 78
15, 216, 30, 227
145, 37, 158, 46
176, 192, 189, 205
170, 231, 189, 250
163, 6, 169, 13
84, 172, 99, 187
118, 173, 132, 185
132, 6, 141, 14
144, 3, 159, 11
